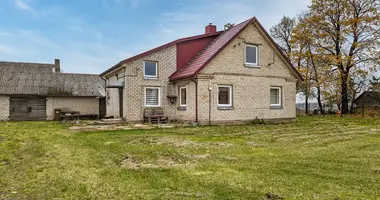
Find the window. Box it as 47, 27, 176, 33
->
245, 44, 258, 66
179, 87, 187, 107
270, 87, 282, 106
218, 85, 232, 107
145, 87, 160, 107
144, 61, 158, 78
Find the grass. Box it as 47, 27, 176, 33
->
0, 116, 380, 199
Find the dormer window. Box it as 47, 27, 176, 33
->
144, 61, 158, 79
245, 44, 259, 66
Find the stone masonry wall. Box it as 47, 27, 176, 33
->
0, 95, 9, 121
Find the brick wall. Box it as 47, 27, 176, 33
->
121, 45, 177, 122
46, 97, 99, 120
175, 80, 196, 122
0, 95, 9, 121
193, 22, 298, 123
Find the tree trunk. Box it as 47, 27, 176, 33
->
341, 71, 349, 114
349, 90, 356, 114
316, 86, 324, 114
305, 95, 309, 115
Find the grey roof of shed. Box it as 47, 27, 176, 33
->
354, 91, 380, 105
0, 61, 104, 97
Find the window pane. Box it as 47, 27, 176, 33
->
180, 88, 186, 105
146, 88, 159, 106
144, 62, 157, 76
218, 87, 230, 105
270, 88, 279, 105
246, 46, 257, 64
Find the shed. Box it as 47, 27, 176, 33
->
354, 91, 380, 108
0, 60, 105, 121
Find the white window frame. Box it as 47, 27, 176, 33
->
217, 85, 233, 107
143, 61, 158, 78
179, 86, 187, 107
270, 86, 282, 107
245, 44, 259, 66
144, 87, 161, 107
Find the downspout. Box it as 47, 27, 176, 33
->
208, 80, 212, 125
209, 88, 211, 125
190, 79, 198, 123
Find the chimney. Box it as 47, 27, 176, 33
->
205, 23, 217, 34
54, 59, 60, 73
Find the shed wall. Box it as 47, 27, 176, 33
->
46, 97, 99, 120
0, 95, 9, 121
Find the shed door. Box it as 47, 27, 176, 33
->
9, 97, 46, 121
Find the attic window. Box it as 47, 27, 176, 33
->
245, 44, 259, 66
144, 61, 158, 79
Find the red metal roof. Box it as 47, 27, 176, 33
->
170, 18, 253, 80
100, 31, 221, 76
170, 17, 303, 81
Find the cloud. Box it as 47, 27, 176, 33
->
14, 0, 33, 12
0, 45, 12, 53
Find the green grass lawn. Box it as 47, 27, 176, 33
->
1, 116, 380, 199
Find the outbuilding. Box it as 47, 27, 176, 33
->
0, 60, 105, 121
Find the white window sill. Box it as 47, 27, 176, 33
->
217, 106, 234, 110
145, 106, 161, 108
144, 77, 159, 80
245, 64, 261, 68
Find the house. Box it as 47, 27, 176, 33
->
0, 59, 105, 121
100, 17, 303, 124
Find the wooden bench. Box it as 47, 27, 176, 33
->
144, 109, 168, 124
59, 109, 80, 122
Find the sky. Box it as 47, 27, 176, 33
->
0, 0, 310, 74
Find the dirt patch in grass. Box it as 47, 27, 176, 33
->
68, 123, 165, 132
247, 141, 265, 147
120, 154, 190, 169
183, 154, 211, 159
167, 191, 209, 198
120, 153, 212, 169
130, 136, 233, 148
